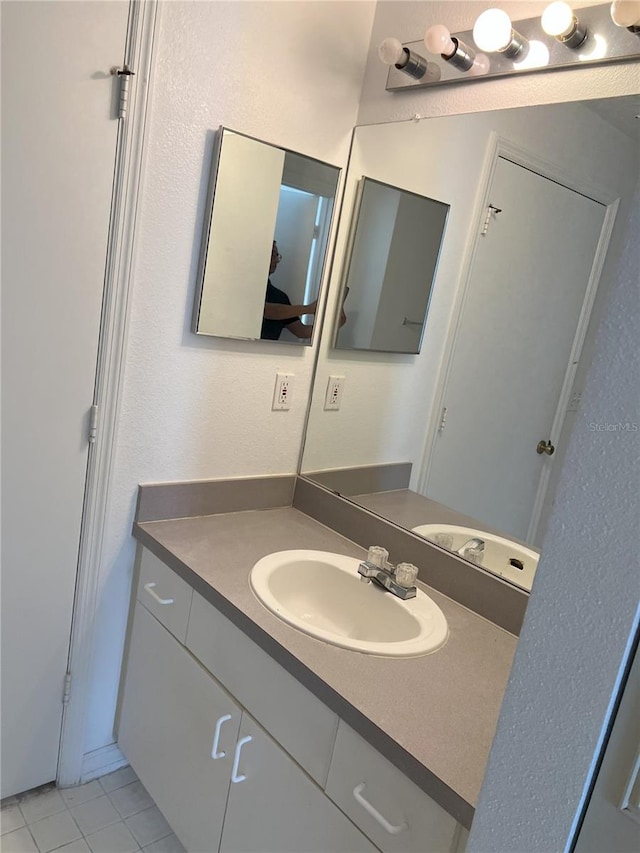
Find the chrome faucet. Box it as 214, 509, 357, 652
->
457, 537, 485, 563
357, 547, 418, 600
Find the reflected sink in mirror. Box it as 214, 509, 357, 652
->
413, 524, 539, 592
250, 550, 448, 657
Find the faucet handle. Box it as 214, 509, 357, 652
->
395, 562, 418, 588
367, 545, 389, 568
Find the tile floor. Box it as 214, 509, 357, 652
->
0, 767, 185, 853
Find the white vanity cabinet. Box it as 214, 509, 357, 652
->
119, 602, 242, 852
218, 713, 376, 853
325, 721, 462, 853
118, 549, 375, 853
118, 547, 468, 853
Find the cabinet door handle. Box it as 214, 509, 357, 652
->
231, 735, 252, 783
211, 714, 232, 759
143, 582, 174, 605
353, 783, 407, 835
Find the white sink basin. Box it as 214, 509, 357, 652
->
250, 550, 448, 657
412, 523, 539, 591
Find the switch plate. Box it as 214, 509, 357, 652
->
272, 373, 294, 411
324, 376, 345, 411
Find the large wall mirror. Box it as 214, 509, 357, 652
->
301, 95, 638, 592
193, 127, 340, 344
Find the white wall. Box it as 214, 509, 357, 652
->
349, 2, 639, 849
83, 0, 375, 755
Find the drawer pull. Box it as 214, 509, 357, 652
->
353, 783, 407, 835
231, 735, 252, 783
211, 714, 232, 759
144, 582, 174, 605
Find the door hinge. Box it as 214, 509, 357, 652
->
62, 672, 72, 706
481, 204, 502, 236
88, 404, 99, 444
438, 406, 448, 433
110, 65, 135, 119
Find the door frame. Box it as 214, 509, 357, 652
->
417, 133, 619, 543
56, 0, 159, 787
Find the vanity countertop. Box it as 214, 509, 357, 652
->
134, 505, 517, 828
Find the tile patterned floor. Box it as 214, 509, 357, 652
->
0, 768, 185, 853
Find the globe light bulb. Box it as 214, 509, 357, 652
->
424, 24, 455, 56
469, 52, 491, 76
473, 9, 514, 52
541, 2, 574, 37
610, 0, 640, 27
378, 37, 405, 66
512, 40, 550, 69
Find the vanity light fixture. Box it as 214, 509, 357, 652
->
541, 2, 589, 47
423, 24, 490, 75
378, 37, 441, 82
610, 0, 640, 31
473, 9, 529, 59
380, 3, 640, 91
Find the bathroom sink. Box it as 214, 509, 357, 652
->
412, 523, 539, 591
250, 550, 448, 657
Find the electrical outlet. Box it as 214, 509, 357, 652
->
324, 376, 345, 411
272, 373, 294, 411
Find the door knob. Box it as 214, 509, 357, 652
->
536, 439, 555, 456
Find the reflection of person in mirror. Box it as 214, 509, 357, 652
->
261, 241, 347, 341
261, 241, 316, 340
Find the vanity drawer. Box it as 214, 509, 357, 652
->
186, 590, 339, 787
137, 548, 193, 643
325, 721, 459, 853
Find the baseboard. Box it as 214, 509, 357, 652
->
80, 743, 128, 783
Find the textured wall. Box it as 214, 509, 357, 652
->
83, 0, 375, 753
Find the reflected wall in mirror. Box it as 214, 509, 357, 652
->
301, 96, 639, 592
193, 127, 340, 344
335, 178, 449, 354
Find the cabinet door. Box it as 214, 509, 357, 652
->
326, 722, 459, 853
219, 712, 377, 853
119, 603, 241, 853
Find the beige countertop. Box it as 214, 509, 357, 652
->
134, 505, 517, 829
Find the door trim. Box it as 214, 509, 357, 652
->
417, 133, 619, 542
57, 0, 159, 787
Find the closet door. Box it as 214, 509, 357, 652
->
119, 604, 242, 852
1, 0, 129, 796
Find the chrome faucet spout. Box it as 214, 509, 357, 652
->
357, 561, 417, 600
457, 537, 485, 563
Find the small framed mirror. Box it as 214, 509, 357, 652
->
335, 177, 449, 354
193, 128, 340, 345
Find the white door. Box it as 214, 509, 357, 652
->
1, 1, 129, 797
422, 157, 607, 543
